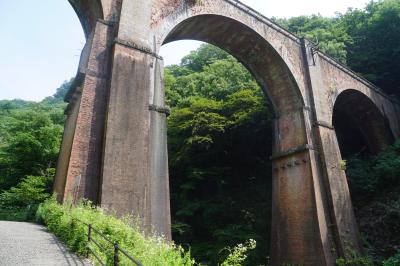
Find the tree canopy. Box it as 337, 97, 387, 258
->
0, 84, 68, 190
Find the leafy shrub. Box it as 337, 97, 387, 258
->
166, 45, 272, 265
0, 208, 28, 221
37, 197, 195, 266
346, 140, 400, 202
219, 239, 256, 266
383, 252, 400, 266
0, 169, 53, 208
346, 155, 377, 197
335, 255, 374, 266
373, 141, 400, 187
0, 169, 53, 221
346, 141, 400, 260
0, 105, 64, 189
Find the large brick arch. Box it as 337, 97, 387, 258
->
158, 14, 304, 115
150, 0, 310, 113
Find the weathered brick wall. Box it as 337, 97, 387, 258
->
53, 92, 81, 202
62, 20, 115, 203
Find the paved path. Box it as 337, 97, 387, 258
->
0, 221, 92, 266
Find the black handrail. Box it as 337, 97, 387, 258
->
72, 218, 143, 266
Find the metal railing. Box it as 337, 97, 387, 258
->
73, 218, 143, 266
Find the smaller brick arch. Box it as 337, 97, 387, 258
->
332, 89, 394, 156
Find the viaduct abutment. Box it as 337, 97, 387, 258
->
53, 0, 400, 265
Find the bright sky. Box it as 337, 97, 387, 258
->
0, 0, 370, 101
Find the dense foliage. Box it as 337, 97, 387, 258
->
0, 80, 70, 190
166, 44, 272, 265
345, 141, 400, 262
346, 141, 400, 202
276, 15, 350, 64
0, 81, 70, 219
0, 170, 53, 208
37, 198, 195, 266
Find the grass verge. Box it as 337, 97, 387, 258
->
36, 197, 195, 266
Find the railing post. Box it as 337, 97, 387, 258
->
114, 243, 120, 266
87, 224, 92, 258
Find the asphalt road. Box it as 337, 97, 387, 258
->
0, 221, 92, 266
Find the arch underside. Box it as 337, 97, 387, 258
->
162, 14, 304, 117
333, 90, 394, 156
68, 0, 103, 38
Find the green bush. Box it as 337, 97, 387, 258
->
0, 207, 28, 221
219, 239, 256, 266
383, 252, 400, 266
335, 256, 374, 266
374, 141, 400, 187
0, 168, 53, 222
37, 197, 195, 266
37, 198, 255, 266
346, 140, 400, 202
0, 174, 52, 208
0, 171, 52, 221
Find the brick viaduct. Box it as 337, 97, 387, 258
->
53, 0, 400, 265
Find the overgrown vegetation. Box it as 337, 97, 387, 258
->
335, 255, 374, 266
346, 141, 400, 203
344, 141, 400, 263
37, 198, 257, 266
0, 81, 69, 220
0, 170, 54, 221
165, 45, 272, 265
0, 80, 69, 190
37, 198, 195, 266
220, 239, 257, 266
383, 253, 400, 266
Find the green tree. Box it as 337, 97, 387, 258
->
345, 141, 400, 260
0, 169, 54, 208
341, 0, 400, 97
166, 44, 272, 265
166, 45, 259, 107
54, 79, 73, 99
181, 43, 230, 72
276, 14, 351, 64
0, 110, 63, 189
0, 89, 66, 190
